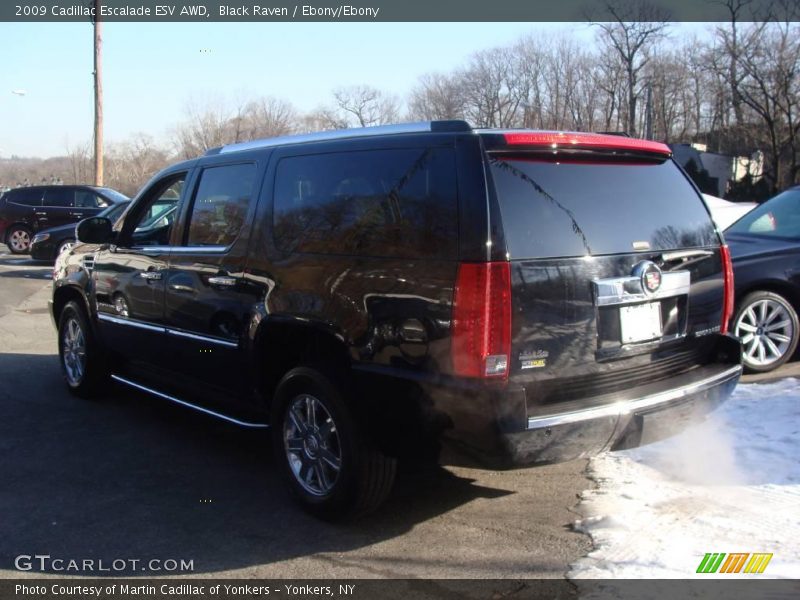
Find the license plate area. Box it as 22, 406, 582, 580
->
620, 302, 662, 344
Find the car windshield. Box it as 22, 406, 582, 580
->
99, 201, 130, 223
98, 188, 129, 203
726, 188, 800, 239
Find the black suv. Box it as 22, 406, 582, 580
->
0, 185, 127, 254
50, 121, 742, 517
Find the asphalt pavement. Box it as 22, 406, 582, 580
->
0, 249, 592, 579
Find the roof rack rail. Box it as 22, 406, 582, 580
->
209, 120, 472, 155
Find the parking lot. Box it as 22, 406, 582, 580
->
0, 249, 591, 579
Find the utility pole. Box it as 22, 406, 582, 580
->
644, 81, 654, 141
93, 0, 103, 186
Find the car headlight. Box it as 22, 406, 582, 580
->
32, 233, 50, 244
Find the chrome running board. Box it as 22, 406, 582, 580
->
111, 374, 269, 429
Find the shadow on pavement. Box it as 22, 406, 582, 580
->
0, 353, 513, 576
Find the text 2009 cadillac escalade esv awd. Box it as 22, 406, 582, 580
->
50, 121, 742, 517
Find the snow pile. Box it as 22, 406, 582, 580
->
570, 378, 800, 579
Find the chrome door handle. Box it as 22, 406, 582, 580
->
208, 275, 237, 287
140, 270, 162, 281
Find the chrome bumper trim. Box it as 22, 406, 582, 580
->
111, 374, 269, 429
527, 365, 742, 430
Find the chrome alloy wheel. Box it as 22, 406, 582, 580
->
283, 394, 342, 496
735, 298, 794, 368
9, 229, 31, 252
58, 240, 75, 255
62, 316, 87, 386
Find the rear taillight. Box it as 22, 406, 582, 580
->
451, 262, 512, 379
720, 244, 735, 335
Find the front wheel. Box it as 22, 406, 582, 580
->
58, 301, 109, 397
733, 291, 799, 373
271, 366, 396, 519
56, 238, 75, 259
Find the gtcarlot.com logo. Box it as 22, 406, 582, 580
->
696, 552, 773, 574
14, 554, 194, 573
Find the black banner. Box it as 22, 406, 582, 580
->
3, 580, 800, 600
1, 0, 794, 22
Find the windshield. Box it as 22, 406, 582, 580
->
99, 201, 130, 223
726, 188, 800, 239
98, 188, 129, 203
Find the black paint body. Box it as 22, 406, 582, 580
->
50, 126, 742, 466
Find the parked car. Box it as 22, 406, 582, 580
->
725, 185, 800, 372
30, 200, 131, 261
702, 193, 756, 230
0, 185, 128, 254
51, 122, 741, 517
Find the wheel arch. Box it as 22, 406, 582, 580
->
735, 279, 800, 313
251, 317, 352, 410
52, 284, 94, 329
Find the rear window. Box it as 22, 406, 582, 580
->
489, 157, 717, 259
273, 148, 458, 259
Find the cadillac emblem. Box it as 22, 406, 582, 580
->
633, 261, 662, 294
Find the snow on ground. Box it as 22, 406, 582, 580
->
570, 378, 800, 579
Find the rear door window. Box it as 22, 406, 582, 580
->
273, 147, 458, 259
8, 188, 43, 206
43, 188, 75, 208
489, 157, 717, 259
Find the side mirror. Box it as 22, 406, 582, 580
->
76, 217, 114, 244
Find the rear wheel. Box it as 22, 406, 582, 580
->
58, 301, 109, 397
271, 366, 396, 519
733, 291, 799, 373
6, 225, 32, 254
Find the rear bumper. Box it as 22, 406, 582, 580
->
366, 336, 743, 468
498, 363, 741, 466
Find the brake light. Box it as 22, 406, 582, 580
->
452, 262, 512, 379
503, 132, 671, 156
720, 244, 735, 335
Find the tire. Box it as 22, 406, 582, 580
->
271, 366, 396, 519
733, 291, 800, 373
6, 225, 32, 254
57, 300, 109, 398
56, 238, 75, 259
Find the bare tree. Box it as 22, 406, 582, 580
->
458, 46, 527, 128
331, 85, 400, 127
407, 73, 465, 121
591, 0, 671, 136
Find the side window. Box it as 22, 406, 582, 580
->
273, 148, 458, 259
122, 175, 186, 247
75, 190, 109, 209
8, 188, 43, 207
185, 163, 257, 247
43, 188, 75, 207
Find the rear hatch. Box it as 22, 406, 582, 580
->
480, 132, 730, 415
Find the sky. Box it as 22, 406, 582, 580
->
0, 21, 711, 158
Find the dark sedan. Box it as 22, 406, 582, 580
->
725, 185, 800, 372
30, 201, 130, 261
